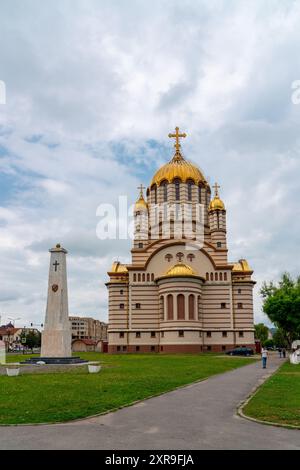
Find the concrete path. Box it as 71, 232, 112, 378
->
0, 355, 299, 449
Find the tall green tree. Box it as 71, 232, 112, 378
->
261, 273, 300, 347
254, 323, 269, 345
272, 328, 289, 349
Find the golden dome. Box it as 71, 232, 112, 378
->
232, 259, 252, 272
150, 153, 206, 186
209, 182, 225, 211
110, 262, 128, 274
135, 184, 148, 211
209, 196, 225, 211
163, 262, 197, 278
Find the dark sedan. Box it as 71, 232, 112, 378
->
226, 347, 254, 356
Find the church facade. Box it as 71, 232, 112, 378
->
106, 128, 255, 353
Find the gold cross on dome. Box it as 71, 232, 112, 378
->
168, 127, 187, 153
137, 184, 145, 197
213, 182, 220, 197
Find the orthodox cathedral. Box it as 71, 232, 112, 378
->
106, 128, 255, 353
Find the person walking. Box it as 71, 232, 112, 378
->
282, 348, 286, 358
261, 347, 268, 369
278, 347, 282, 358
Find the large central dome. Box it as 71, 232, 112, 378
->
150, 127, 206, 186
150, 153, 206, 186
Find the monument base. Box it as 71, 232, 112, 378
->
22, 356, 88, 365
41, 329, 72, 358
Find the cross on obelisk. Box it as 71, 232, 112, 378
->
53, 260, 59, 272
168, 127, 187, 154
213, 182, 221, 197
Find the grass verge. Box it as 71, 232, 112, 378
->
0, 352, 256, 425
243, 361, 300, 428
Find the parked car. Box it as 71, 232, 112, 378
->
226, 347, 254, 356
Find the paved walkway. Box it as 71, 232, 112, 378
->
0, 355, 299, 449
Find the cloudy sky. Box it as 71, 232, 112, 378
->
0, 0, 300, 327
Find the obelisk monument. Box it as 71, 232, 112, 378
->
41, 243, 72, 357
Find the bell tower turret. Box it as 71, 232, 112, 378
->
208, 182, 227, 250
133, 184, 148, 249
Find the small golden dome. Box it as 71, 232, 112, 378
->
135, 184, 148, 211
150, 153, 206, 186
135, 197, 148, 211
209, 182, 225, 212
232, 259, 252, 272
110, 262, 128, 273
209, 196, 225, 211
164, 262, 197, 278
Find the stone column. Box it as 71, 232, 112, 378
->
41, 244, 72, 357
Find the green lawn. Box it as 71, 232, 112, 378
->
0, 353, 256, 425
243, 361, 300, 427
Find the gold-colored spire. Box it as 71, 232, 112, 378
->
168, 126, 187, 159
209, 182, 225, 211
135, 183, 148, 211
213, 182, 220, 198
137, 183, 145, 198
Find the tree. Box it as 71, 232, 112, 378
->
264, 339, 274, 349
272, 328, 289, 349
261, 272, 300, 347
21, 330, 41, 352
254, 323, 269, 345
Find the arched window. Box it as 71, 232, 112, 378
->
133, 273, 136, 282
206, 272, 209, 281
138, 273, 141, 282
147, 273, 150, 282
198, 295, 201, 320
219, 272, 223, 281
167, 294, 173, 320
198, 185, 202, 203
224, 272, 227, 281
142, 273, 145, 282
177, 294, 185, 320
210, 273, 213, 281
174, 179, 180, 201
151, 273, 154, 281
162, 181, 168, 202
187, 180, 193, 201
153, 185, 157, 204
188, 294, 195, 320
207, 190, 211, 206
215, 272, 218, 281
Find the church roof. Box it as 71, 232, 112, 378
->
163, 262, 197, 278
209, 182, 225, 211
150, 153, 206, 186
209, 196, 225, 211
110, 262, 128, 274
232, 259, 252, 272
151, 127, 206, 186
134, 184, 148, 211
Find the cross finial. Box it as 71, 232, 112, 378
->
137, 184, 145, 198
168, 127, 187, 155
213, 182, 221, 197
